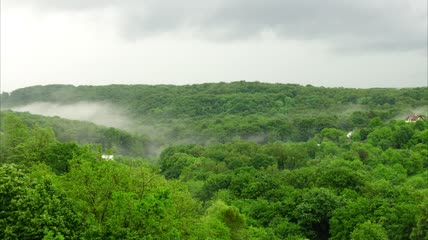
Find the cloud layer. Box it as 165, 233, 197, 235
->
12, 0, 427, 52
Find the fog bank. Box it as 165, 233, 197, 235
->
11, 102, 136, 130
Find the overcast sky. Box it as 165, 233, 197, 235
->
1, 0, 427, 92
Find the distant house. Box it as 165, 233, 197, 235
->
405, 114, 425, 123
346, 130, 354, 138
101, 154, 114, 160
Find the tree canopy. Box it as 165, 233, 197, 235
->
0, 82, 427, 239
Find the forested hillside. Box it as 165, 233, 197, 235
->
0, 111, 149, 157
0, 82, 427, 239
2, 82, 427, 144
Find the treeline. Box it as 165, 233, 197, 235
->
1, 109, 427, 239
1, 82, 427, 143
2, 82, 427, 117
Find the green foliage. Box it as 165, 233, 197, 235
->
411, 198, 428, 240
1, 82, 427, 239
0, 164, 82, 239
330, 197, 372, 240
160, 152, 199, 179
0, 113, 30, 163
192, 200, 247, 240
0, 111, 148, 157
293, 188, 339, 240
3, 82, 426, 144
350, 221, 388, 240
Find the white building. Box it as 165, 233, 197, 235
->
101, 154, 114, 160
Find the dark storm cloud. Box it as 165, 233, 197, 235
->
12, 0, 428, 51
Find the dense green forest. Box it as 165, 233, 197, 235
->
2, 82, 427, 144
1, 82, 427, 239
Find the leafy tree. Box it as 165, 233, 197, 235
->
351, 111, 370, 127
0, 114, 30, 163
160, 152, 199, 179
350, 221, 388, 240
410, 199, 428, 240
0, 164, 82, 239
292, 188, 339, 240
43, 142, 82, 174
367, 126, 394, 150
320, 128, 346, 144
330, 197, 372, 240
193, 201, 247, 240
316, 159, 366, 191
264, 143, 308, 170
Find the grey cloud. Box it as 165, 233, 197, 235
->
11, 0, 116, 11
12, 0, 428, 52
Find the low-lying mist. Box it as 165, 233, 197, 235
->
11, 102, 136, 130
7, 101, 213, 157
393, 106, 428, 120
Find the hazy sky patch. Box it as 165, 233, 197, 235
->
1, 0, 427, 92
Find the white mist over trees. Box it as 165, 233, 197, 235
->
11, 102, 136, 130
